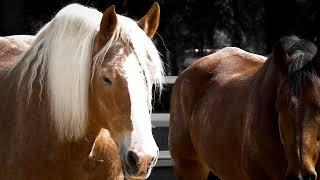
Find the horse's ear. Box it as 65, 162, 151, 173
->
98, 5, 117, 42
273, 40, 289, 73
138, 2, 160, 38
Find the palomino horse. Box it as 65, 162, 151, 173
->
1, 35, 123, 180
169, 36, 320, 180
0, 2, 164, 180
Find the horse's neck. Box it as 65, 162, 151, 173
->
8, 62, 99, 144
245, 59, 283, 153
253, 58, 281, 113
241, 57, 289, 176
0, 44, 104, 172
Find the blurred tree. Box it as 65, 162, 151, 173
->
1, 0, 320, 75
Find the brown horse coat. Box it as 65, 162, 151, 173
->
169, 45, 318, 180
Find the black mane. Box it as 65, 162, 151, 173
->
278, 36, 318, 96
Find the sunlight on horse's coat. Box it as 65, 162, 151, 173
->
0, 2, 162, 180
121, 53, 159, 177
10, 4, 163, 141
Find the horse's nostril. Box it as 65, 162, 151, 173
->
127, 151, 139, 167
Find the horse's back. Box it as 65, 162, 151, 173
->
171, 47, 266, 125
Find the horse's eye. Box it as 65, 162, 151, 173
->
102, 76, 112, 86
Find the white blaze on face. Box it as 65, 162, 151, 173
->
121, 53, 159, 160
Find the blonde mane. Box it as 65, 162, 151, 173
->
11, 4, 164, 141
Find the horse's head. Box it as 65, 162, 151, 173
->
274, 36, 320, 180
89, 3, 162, 179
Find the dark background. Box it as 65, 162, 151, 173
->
1, 1, 320, 179
1, 0, 320, 75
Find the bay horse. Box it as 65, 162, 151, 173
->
169, 36, 320, 180
0, 2, 163, 180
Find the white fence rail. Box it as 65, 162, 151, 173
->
152, 76, 177, 167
